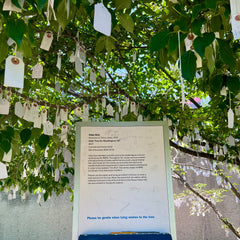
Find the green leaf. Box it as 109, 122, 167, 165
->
193, 33, 215, 58
6, 126, 14, 139
6, 19, 27, 47
12, 0, 21, 9
19, 36, 32, 58
0, 33, 9, 64
1, 140, 11, 153
44, 191, 49, 201
181, 50, 197, 82
192, 4, 205, 19
116, 0, 131, 10
211, 15, 222, 32
227, 77, 240, 93
205, 46, 215, 74
118, 13, 134, 33
191, 17, 207, 36
210, 75, 223, 93
95, 36, 106, 55
205, 0, 218, 10
36, 0, 47, 11
217, 39, 236, 69
20, 129, 32, 144
149, 31, 171, 53
39, 134, 50, 149
105, 36, 115, 54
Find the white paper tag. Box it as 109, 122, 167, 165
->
7, 38, 15, 46
137, 114, 143, 122
43, 121, 53, 136
122, 104, 128, 116
54, 169, 59, 182
40, 31, 53, 51
15, 101, 23, 118
79, 46, 86, 64
226, 135, 235, 146
100, 65, 106, 78
0, 99, 10, 115
41, 108, 47, 123
56, 54, 61, 71
94, 3, 111, 36
70, 51, 76, 63
75, 57, 83, 76
90, 68, 96, 83
61, 125, 68, 142
6, 91, 11, 101
133, 50, 137, 62
130, 102, 136, 113
115, 112, 119, 122
0, 162, 8, 179
83, 103, 89, 116
102, 97, 106, 108
23, 103, 32, 121
3, 148, 12, 162
32, 63, 43, 79
60, 108, 68, 121
220, 86, 227, 96
184, 33, 196, 51
74, 107, 82, 117
4, 55, 25, 89
228, 108, 234, 128
30, 102, 39, 122
235, 106, 240, 116
82, 115, 89, 122
34, 114, 42, 128
106, 103, 113, 116
3, 0, 23, 11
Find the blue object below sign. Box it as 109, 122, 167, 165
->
79, 233, 172, 240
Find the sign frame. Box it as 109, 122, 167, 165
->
72, 121, 176, 240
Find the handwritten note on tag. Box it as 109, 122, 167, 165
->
40, 31, 53, 51
32, 63, 43, 79
94, 3, 111, 36
4, 56, 24, 89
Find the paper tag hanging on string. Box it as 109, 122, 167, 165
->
63, 148, 72, 163
74, 107, 82, 117
40, 31, 53, 51
6, 91, 11, 101
220, 86, 227, 96
55, 169, 59, 182
79, 46, 86, 64
4, 56, 24, 89
235, 106, 240, 116
102, 97, 106, 108
184, 33, 196, 51
106, 104, 114, 116
0, 162, 8, 179
138, 114, 143, 122
122, 104, 128, 117
130, 102, 136, 113
230, 0, 240, 39
60, 108, 68, 121
15, 102, 23, 118
61, 125, 68, 142
93, 3, 111, 36
30, 102, 39, 122
0, 99, 10, 115
90, 68, 96, 83
70, 51, 76, 63
3, 0, 24, 11
83, 103, 89, 116
226, 135, 235, 146
34, 114, 41, 128
3, 149, 12, 162
43, 121, 53, 136
56, 53, 61, 71
75, 57, 83, 76
32, 63, 43, 79
195, 51, 202, 68
100, 65, 106, 78
133, 50, 137, 62
41, 108, 47, 123
228, 108, 234, 128
23, 104, 32, 122
7, 38, 15, 46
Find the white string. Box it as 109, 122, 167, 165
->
178, 31, 185, 110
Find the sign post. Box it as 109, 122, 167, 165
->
72, 121, 176, 240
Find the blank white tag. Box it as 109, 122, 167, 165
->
100, 65, 106, 78
56, 54, 61, 71
138, 114, 143, 122
130, 102, 136, 113
40, 31, 53, 51
61, 125, 68, 142
74, 107, 82, 117
60, 108, 68, 121
55, 169, 59, 182
228, 108, 234, 128
32, 63, 43, 79
23, 104, 32, 121
122, 104, 128, 116
34, 114, 41, 128
3, 148, 12, 162
4, 55, 24, 89
94, 3, 111, 36
75, 57, 83, 76
63, 148, 72, 163
226, 135, 235, 146
220, 86, 227, 96
102, 97, 106, 108
31, 102, 39, 121
133, 51, 137, 62
3, 0, 23, 11
90, 68, 96, 83
106, 103, 113, 116
0, 99, 10, 115
0, 162, 8, 179
41, 108, 47, 123
7, 38, 15, 46
15, 102, 23, 118
43, 121, 53, 136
